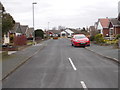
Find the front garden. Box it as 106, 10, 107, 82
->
90, 34, 120, 49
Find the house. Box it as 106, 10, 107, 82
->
60, 31, 67, 37
10, 22, 27, 46
25, 27, 34, 39
65, 29, 74, 36
70, 29, 81, 34
3, 22, 23, 45
89, 26, 98, 36
108, 18, 120, 37
46, 29, 81, 38
97, 18, 110, 37
10, 22, 23, 35
20, 25, 29, 35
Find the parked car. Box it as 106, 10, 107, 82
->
67, 35, 72, 38
71, 34, 90, 47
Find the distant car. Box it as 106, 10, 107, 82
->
53, 34, 58, 39
71, 34, 90, 47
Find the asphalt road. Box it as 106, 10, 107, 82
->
3, 38, 118, 88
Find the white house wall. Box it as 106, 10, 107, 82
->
4, 33, 10, 44
97, 22, 103, 34
65, 29, 74, 35
60, 31, 67, 36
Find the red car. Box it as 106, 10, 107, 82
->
71, 34, 90, 47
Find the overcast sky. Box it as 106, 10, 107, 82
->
1, 0, 120, 30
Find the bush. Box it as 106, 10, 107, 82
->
94, 34, 105, 44
89, 36, 95, 41
115, 34, 120, 39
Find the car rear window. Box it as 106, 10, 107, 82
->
74, 35, 86, 39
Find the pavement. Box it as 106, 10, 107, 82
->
86, 43, 119, 63
2, 40, 49, 80
2, 38, 118, 88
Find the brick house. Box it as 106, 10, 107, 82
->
108, 18, 120, 36
97, 18, 110, 37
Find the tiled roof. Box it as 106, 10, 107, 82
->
99, 18, 110, 28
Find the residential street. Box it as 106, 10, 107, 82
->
3, 38, 118, 88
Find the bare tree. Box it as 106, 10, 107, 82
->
52, 27, 57, 30
58, 25, 65, 31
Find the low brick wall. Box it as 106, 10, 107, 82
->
2, 47, 18, 51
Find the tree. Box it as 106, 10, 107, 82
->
58, 25, 65, 31
52, 27, 57, 30
0, 2, 5, 12
35, 29, 44, 39
1, 3, 15, 35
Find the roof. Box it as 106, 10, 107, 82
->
65, 29, 74, 33
109, 18, 120, 27
20, 25, 28, 34
47, 30, 61, 34
99, 18, 110, 28
71, 29, 80, 34
10, 22, 22, 33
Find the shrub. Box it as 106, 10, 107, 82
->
89, 36, 95, 41
115, 34, 120, 39
94, 34, 105, 44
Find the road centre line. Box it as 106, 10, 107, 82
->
68, 58, 77, 71
80, 81, 88, 90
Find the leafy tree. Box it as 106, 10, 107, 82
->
2, 13, 15, 35
58, 25, 65, 31
1, 3, 15, 35
35, 29, 44, 39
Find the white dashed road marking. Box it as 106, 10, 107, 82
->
68, 58, 77, 71
80, 81, 88, 90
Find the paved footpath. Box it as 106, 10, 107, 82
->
86, 43, 119, 63
2, 40, 49, 80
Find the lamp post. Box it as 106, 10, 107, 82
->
32, 2, 37, 45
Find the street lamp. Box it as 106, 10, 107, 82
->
32, 2, 37, 45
